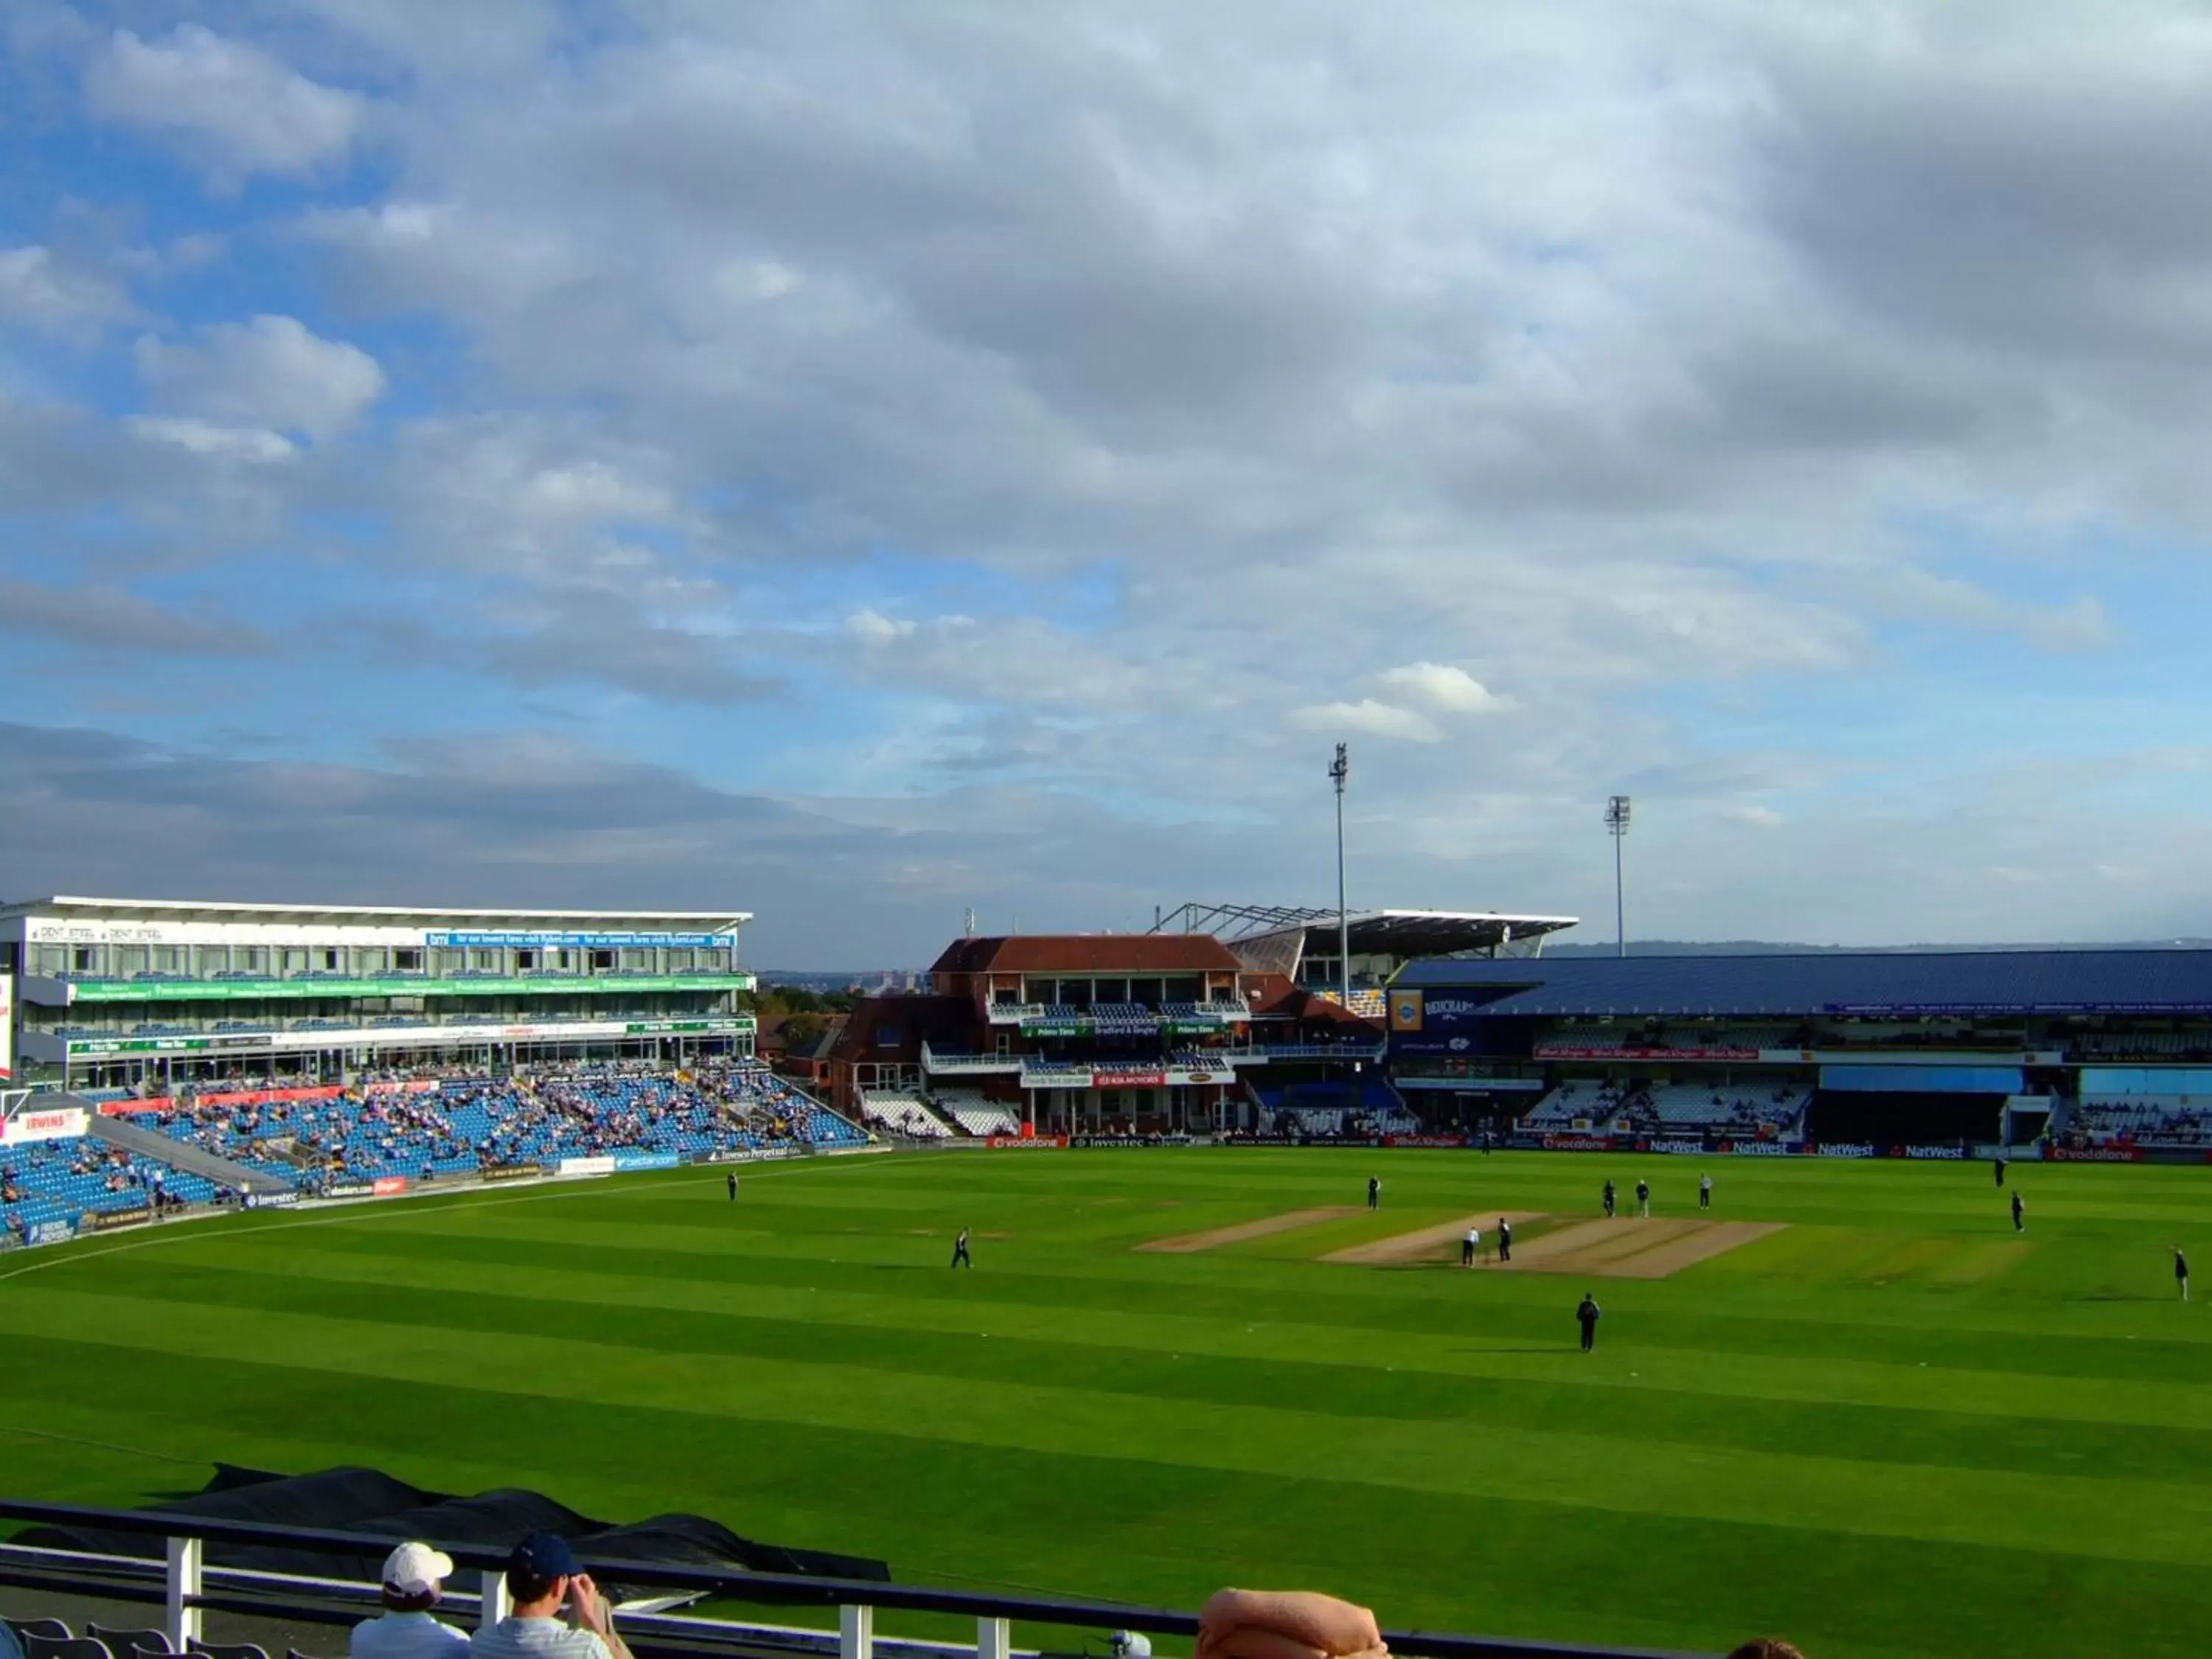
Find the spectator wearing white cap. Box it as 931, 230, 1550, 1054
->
352, 1542, 470, 1659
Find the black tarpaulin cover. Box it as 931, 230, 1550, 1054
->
18, 1465, 890, 1600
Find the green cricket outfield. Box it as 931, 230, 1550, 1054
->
1, 1148, 2208, 1659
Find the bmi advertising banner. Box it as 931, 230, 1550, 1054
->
425, 931, 730, 948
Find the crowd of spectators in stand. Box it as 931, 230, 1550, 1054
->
10, 1060, 866, 1246
142, 1060, 864, 1192
2064, 1096, 2212, 1148
1, 1136, 216, 1245
1526, 1080, 1808, 1138
1263, 1104, 1421, 1139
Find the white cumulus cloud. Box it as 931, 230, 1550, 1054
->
1289, 699, 1444, 743
128, 417, 297, 465
1719, 804, 1787, 829
136, 315, 384, 443
86, 25, 364, 179
1376, 661, 1516, 714
0, 245, 129, 329
847, 610, 919, 641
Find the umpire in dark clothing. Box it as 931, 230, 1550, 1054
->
1576, 1293, 1601, 1352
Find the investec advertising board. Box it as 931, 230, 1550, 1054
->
63, 1015, 752, 1057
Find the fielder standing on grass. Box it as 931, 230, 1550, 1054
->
1367, 1174, 1381, 1210
1498, 1216, 1512, 1262
2011, 1190, 2025, 1233
726, 1169, 738, 1203
1603, 1179, 1617, 1218
1461, 1226, 1478, 1267
1636, 1178, 1651, 1218
951, 1225, 973, 1268
1576, 1292, 1601, 1352
1700, 1172, 1712, 1210
2177, 1245, 2190, 1302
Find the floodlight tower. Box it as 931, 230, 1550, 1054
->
1330, 742, 1352, 1004
1604, 794, 1632, 959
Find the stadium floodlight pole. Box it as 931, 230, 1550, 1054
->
1330, 742, 1351, 1004
1604, 794, 1632, 959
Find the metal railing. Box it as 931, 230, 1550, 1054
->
918, 1046, 1021, 1074
0, 1498, 1700, 1659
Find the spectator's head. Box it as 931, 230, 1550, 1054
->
506, 1531, 579, 1612
380, 1541, 453, 1613
1726, 1643, 1805, 1659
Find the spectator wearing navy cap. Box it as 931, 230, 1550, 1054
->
469, 1533, 632, 1659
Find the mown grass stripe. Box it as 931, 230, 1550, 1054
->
8, 1340, 2200, 1659
49, 1249, 2212, 1487
2, 1281, 2211, 1567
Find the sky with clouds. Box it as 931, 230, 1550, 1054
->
4, 1, 2211, 967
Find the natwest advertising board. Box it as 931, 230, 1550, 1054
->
1534, 1045, 1758, 1062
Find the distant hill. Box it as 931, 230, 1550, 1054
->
1545, 939, 2212, 958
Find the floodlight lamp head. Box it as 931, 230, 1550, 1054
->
1605, 794, 1632, 833
1330, 742, 1349, 789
